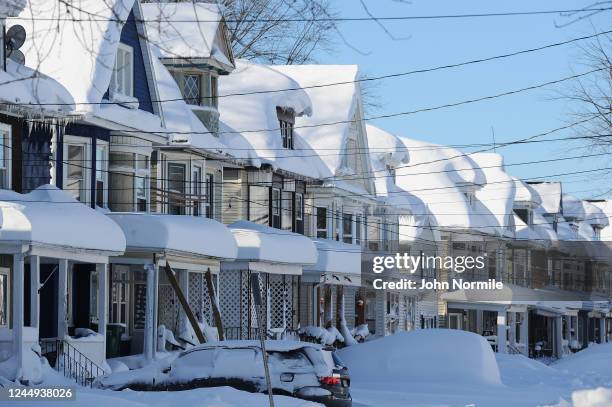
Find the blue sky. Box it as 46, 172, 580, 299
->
316, 1, 610, 199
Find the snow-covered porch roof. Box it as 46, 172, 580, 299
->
303, 239, 361, 286
442, 284, 585, 314
107, 213, 237, 271
222, 221, 317, 275
0, 186, 125, 262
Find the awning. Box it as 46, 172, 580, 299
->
107, 213, 237, 265
303, 239, 361, 286
0, 185, 125, 260
223, 221, 317, 275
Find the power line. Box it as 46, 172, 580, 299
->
5, 29, 611, 107
11, 6, 612, 23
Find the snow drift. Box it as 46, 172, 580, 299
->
337, 329, 502, 387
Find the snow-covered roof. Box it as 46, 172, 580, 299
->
0, 185, 125, 254
107, 212, 237, 260
228, 221, 317, 267
589, 200, 612, 241
304, 239, 361, 286
218, 60, 330, 179
365, 125, 441, 242
272, 65, 364, 176
141, 2, 234, 71
513, 177, 541, 206
0, 59, 74, 116
18, 0, 134, 113
150, 47, 227, 153
395, 137, 496, 235
528, 182, 562, 215
469, 153, 516, 236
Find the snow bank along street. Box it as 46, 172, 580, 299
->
0, 0, 610, 406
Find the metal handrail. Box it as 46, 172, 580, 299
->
40, 339, 106, 387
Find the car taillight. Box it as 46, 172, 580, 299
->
319, 376, 341, 386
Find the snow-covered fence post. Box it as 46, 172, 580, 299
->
57, 259, 68, 340
29, 255, 40, 329
97, 263, 108, 355
13, 253, 25, 380
143, 263, 158, 362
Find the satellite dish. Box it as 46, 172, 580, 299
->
8, 49, 25, 65
6, 25, 26, 52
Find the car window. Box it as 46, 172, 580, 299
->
214, 348, 262, 377
332, 352, 345, 367
268, 350, 314, 373
174, 348, 216, 369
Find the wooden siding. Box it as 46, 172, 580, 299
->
221, 167, 247, 224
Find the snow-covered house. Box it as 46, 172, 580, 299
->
216, 61, 329, 339
365, 124, 440, 336
273, 65, 381, 337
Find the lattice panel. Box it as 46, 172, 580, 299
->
268, 274, 287, 330
219, 269, 242, 329
188, 273, 203, 321
158, 284, 179, 332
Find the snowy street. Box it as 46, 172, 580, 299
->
5, 330, 612, 407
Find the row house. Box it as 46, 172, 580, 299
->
273, 65, 382, 339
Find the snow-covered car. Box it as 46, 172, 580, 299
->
110, 340, 351, 407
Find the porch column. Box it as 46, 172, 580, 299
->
520, 311, 529, 356
12, 253, 25, 379
97, 263, 108, 353
29, 255, 40, 329
508, 312, 516, 346
57, 259, 68, 339
143, 264, 158, 362
599, 318, 606, 344
496, 311, 507, 353
555, 316, 564, 359
476, 309, 483, 335
564, 315, 571, 346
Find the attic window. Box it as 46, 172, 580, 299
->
593, 226, 601, 241
276, 107, 295, 149
386, 164, 396, 183
514, 208, 532, 226
109, 43, 136, 106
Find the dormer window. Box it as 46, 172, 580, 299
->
110, 43, 134, 99
514, 208, 532, 226
593, 226, 601, 241
464, 191, 474, 206
276, 107, 295, 149
184, 74, 201, 105
386, 164, 396, 183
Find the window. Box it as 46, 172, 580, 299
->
168, 163, 186, 215
64, 141, 88, 202
210, 76, 218, 108
386, 165, 396, 183
355, 215, 362, 245
192, 166, 203, 216
271, 188, 281, 228
514, 208, 532, 226
95, 144, 108, 207
248, 185, 269, 225
282, 191, 293, 231
316, 207, 328, 239
280, 120, 294, 149
184, 74, 201, 105
593, 226, 601, 241
110, 44, 134, 97
0, 268, 8, 327
343, 213, 353, 244
277, 107, 295, 149
0, 124, 11, 189
110, 266, 130, 326
295, 193, 303, 221
205, 173, 214, 219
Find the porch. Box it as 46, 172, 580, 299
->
0, 186, 125, 382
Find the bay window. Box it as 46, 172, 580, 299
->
0, 124, 11, 189
109, 151, 150, 212
343, 213, 353, 244
192, 165, 203, 216
95, 144, 108, 207
356, 215, 362, 245
271, 188, 281, 228
205, 173, 214, 218
282, 191, 293, 230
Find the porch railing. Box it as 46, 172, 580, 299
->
39, 339, 106, 387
